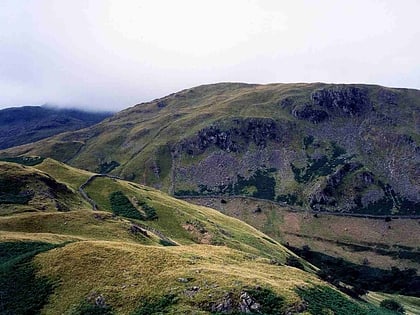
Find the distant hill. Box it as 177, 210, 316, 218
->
0, 105, 112, 149
2, 83, 418, 216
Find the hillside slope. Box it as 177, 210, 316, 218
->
1, 83, 419, 215
0, 159, 406, 314
0, 105, 112, 150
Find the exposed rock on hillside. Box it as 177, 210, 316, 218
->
311, 86, 371, 115
178, 118, 282, 155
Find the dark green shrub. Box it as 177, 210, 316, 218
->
244, 287, 285, 314
131, 294, 178, 315
109, 191, 158, 220
380, 299, 405, 314
296, 285, 394, 315
109, 191, 144, 220
0, 241, 58, 315
97, 161, 120, 174
235, 169, 276, 200
276, 193, 298, 205
0, 178, 34, 205
159, 239, 177, 246
137, 200, 158, 220
71, 301, 114, 315
287, 245, 420, 296
0, 156, 44, 166
286, 256, 305, 270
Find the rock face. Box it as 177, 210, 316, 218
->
210, 291, 263, 313
311, 86, 370, 115
179, 118, 282, 155
292, 104, 329, 124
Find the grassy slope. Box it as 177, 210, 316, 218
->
0, 161, 90, 215
34, 241, 315, 314
366, 292, 420, 315
0, 160, 314, 314
0, 159, 397, 314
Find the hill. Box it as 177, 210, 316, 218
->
0, 158, 409, 314
0, 105, 112, 150
1, 83, 418, 216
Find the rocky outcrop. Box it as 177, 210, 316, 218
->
292, 104, 329, 123
311, 86, 370, 115
179, 118, 282, 155
210, 291, 261, 313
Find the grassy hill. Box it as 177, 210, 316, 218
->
1, 83, 418, 215
0, 105, 112, 150
0, 158, 410, 314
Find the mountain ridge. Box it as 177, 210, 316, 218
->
2, 82, 418, 216
0, 105, 113, 149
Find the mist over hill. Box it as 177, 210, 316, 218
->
0, 105, 113, 149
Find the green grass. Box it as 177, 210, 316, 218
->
131, 294, 178, 315
35, 158, 93, 190
69, 301, 114, 315
81, 174, 297, 263
295, 285, 396, 315
0, 241, 59, 315
366, 292, 420, 315
243, 287, 285, 314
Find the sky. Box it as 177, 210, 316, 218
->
1, 0, 419, 111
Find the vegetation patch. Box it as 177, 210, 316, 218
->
70, 301, 114, 315
291, 141, 348, 184
0, 156, 44, 166
354, 182, 420, 215
380, 299, 405, 314
0, 177, 34, 205
136, 199, 158, 220
109, 191, 144, 220
285, 256, 305, 270
276, 193, 301, 206
131, 294, 178, 315
234, 169, 276, 200
155, 145, 173, 180
109, 191, 158, 220
243, 287, 285, 314
175, 169, 276, 201
295, 285, 395, 315
289, 245, 420, 297
0, 241, 59, 314
97, 161, 120, 174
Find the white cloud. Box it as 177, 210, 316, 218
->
0, 0, 419, 111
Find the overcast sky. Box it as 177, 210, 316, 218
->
1, 0, 419, 111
